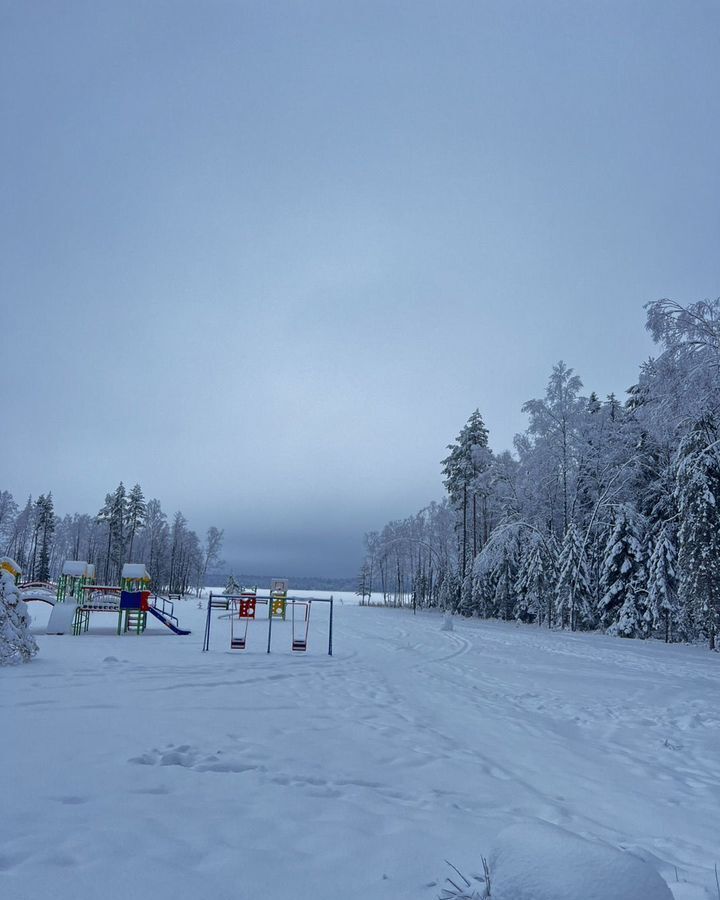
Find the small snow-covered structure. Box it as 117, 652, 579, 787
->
440, 612, 454, 631
56, 560, 94, 602
121, 563, 150, 592
487, 822, 673, 900
0, 556, 21, 584
0, 568, 38, 665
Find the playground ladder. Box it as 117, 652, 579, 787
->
123, 609, 147, 634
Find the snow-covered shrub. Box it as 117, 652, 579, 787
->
440, 612, 454, 632
223, 573, 241, 596
485, 822, 673, 900
0, 570, 38, 665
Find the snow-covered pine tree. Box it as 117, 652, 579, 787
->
477, 568, 498, 618
0, 569, 38, 665
97, 483, 127, 583
598, 505, 646, 637
493, 544, 516, 621
109, 482, 127, 580
441, 410, 491, 581
438, 571, 460, 612
676, 417, 720, 649
34, 494, 55, 583
646, 524, 679, 642
126, 483, 147, 561
459, 570, 476, 616
515, 535, 555, 625
223, 573, 241, 596
555, 522, 593, 630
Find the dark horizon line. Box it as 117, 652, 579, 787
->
207, 571, 357, 589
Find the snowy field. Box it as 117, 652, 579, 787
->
2, 599, 719, 899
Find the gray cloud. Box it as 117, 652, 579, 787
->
2, 1, 719, 576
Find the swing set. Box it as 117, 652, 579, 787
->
202, 587, 333, 656
230, 591, 258, 650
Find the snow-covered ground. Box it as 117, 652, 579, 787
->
2, 601, 718, 899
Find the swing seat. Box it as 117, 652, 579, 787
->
292, 639, 307, 651
230, 637, 246, 650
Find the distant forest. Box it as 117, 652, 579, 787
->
0, 483, 224, 595
361, 298, 720, 649
217, 573, 357, 593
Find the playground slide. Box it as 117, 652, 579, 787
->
46, 602, 78, 635
147, 605, 191, 635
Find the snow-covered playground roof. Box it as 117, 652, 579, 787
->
62, 560, 89, 577
0, 557, 21, 578
121, 563, 150, 581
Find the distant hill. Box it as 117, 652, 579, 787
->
207, 572, 357, 592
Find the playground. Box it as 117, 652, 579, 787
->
12, 558, 334, 655
2, 598, 719, 900
13, 560, 194, 639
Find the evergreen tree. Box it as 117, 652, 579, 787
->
598, 505, 646, 637
97, 483, 127, 583
515, 536, 554, 625
125, 484, 147, 561
493, 545, 516, 621
441, 410, 490, 583
109, 482, 127, 580
555, 523, 593, 630
35, 494, 55, 583
97, 493, 114, 582
676, 418, 720, 649
438, 571, 460, 612
0, 490, 19, 553
458, 570, 476, 616
646, 524, 679, 642
224, 573, 241, 596
0, 569, 38, 665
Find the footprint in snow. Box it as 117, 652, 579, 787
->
128, 744, 257, 774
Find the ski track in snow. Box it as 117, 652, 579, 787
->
1, 603, 718, 899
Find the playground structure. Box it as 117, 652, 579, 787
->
120, 563, 151, 592
16, 558, 190, 637
202, 580, 333, 655
1, 556, 22, 584
15, 558, 58, 608
72, 580, 191, 636
269, 578, 288, 620
56, 560, 95, 602
117, 589, 150, 635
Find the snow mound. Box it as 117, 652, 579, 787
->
488, 822, 673, 900
0, 570, 38, 665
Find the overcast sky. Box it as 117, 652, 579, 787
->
2, 1, 719, 577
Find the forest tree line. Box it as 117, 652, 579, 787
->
0, 482, 224, 595
359, 298, 720, 648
